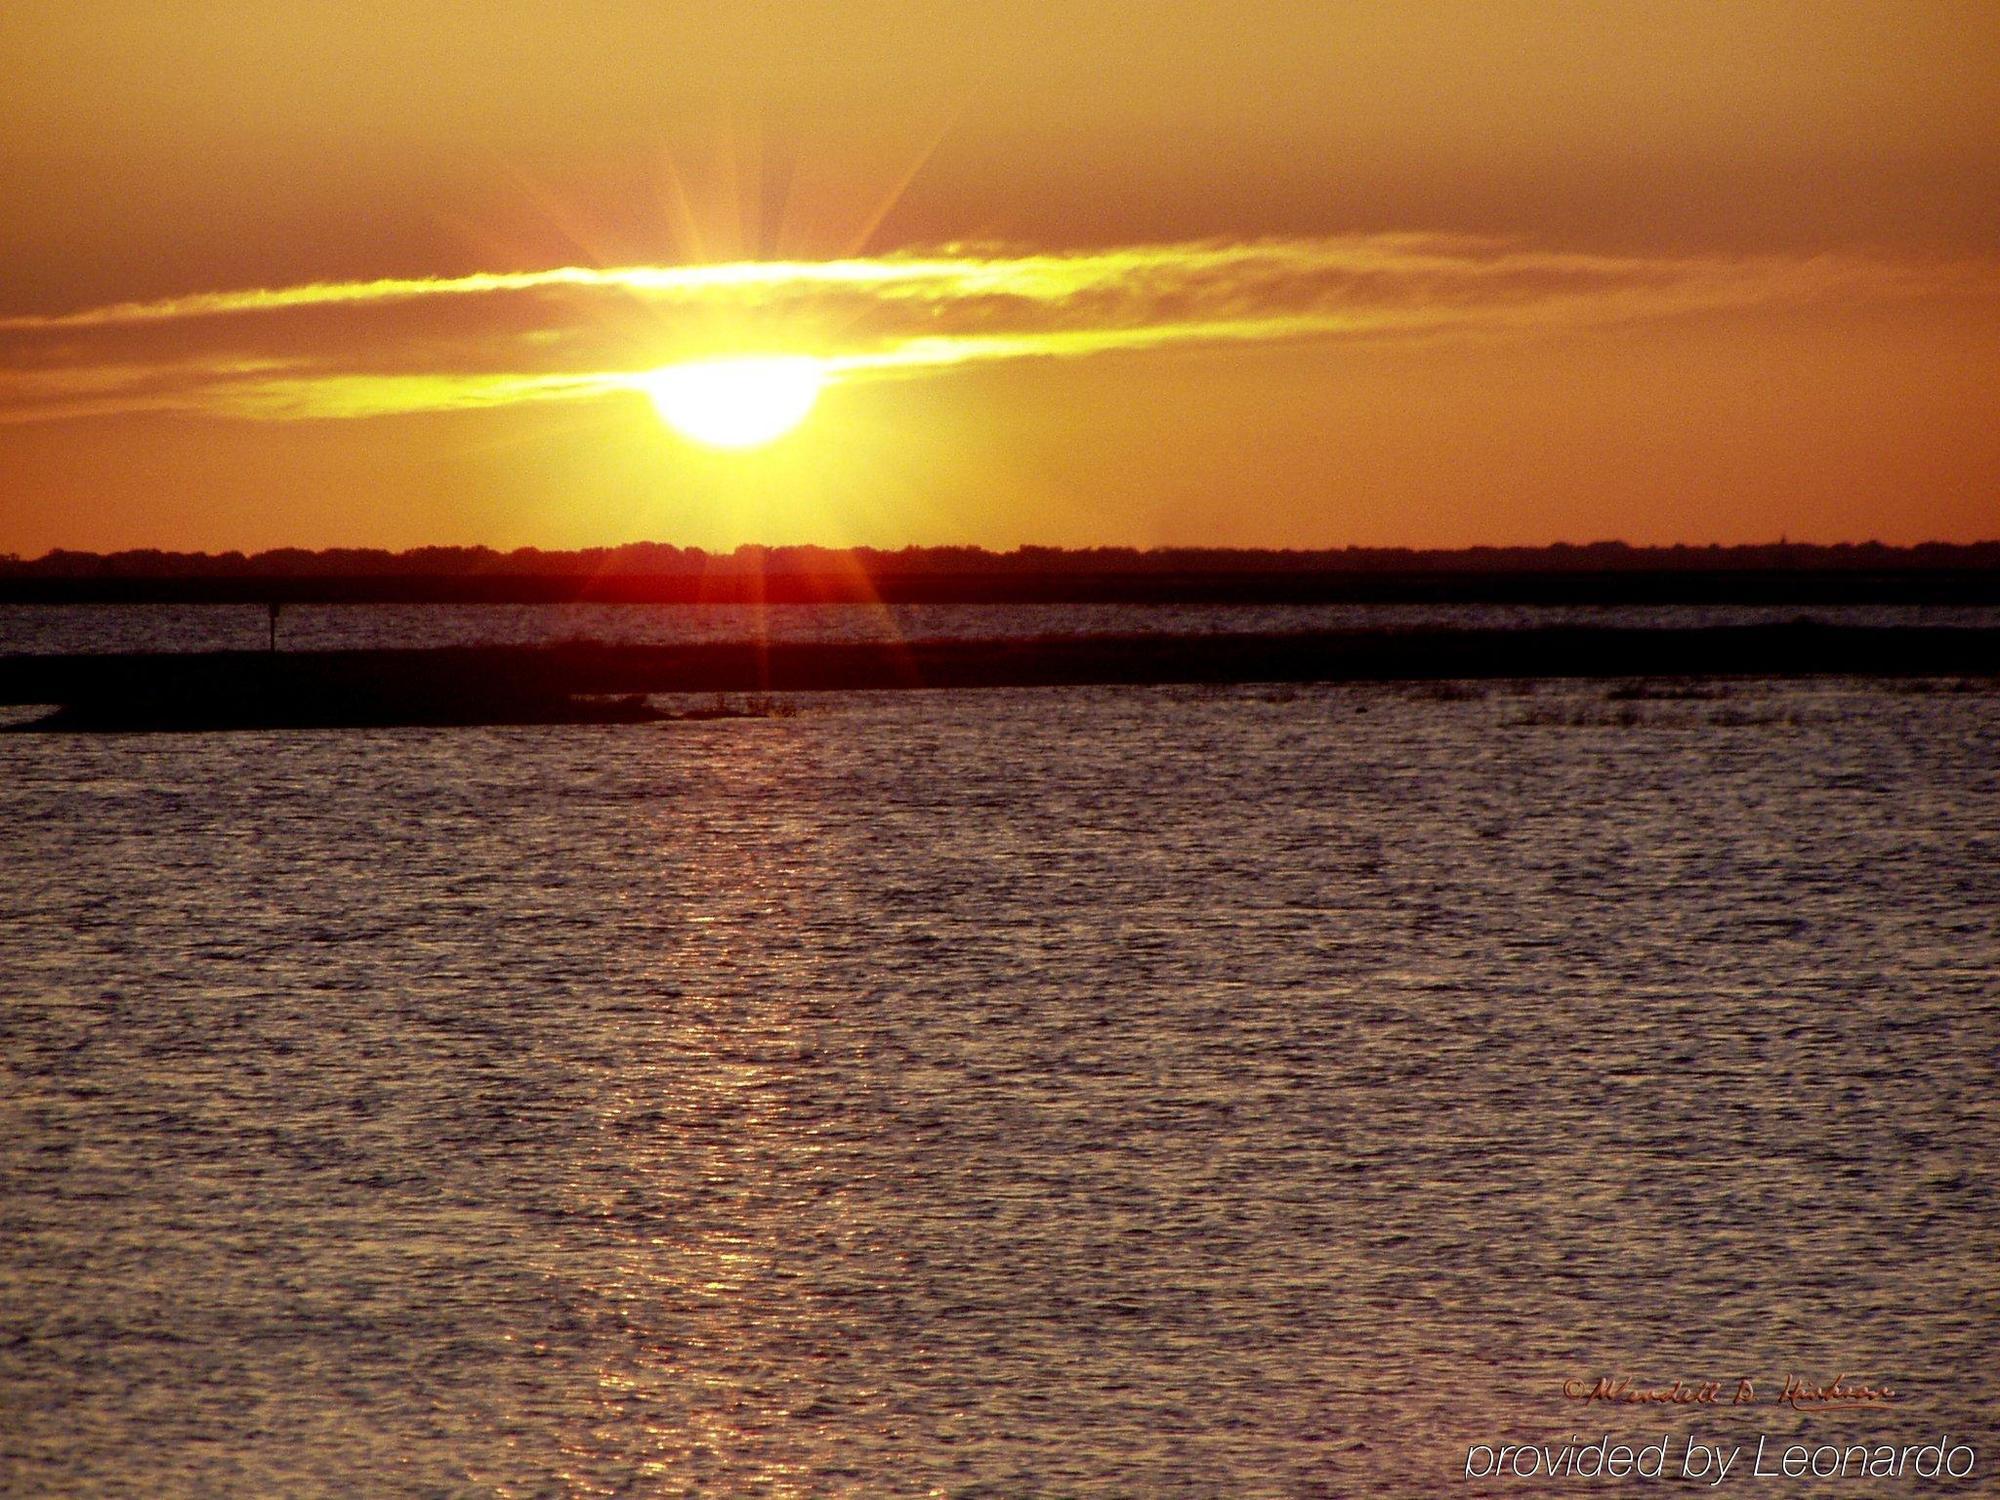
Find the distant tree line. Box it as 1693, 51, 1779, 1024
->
4, 539, 1996, 580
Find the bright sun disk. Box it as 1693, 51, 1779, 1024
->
639, 356, 826, 448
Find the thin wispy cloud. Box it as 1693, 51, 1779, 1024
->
2, 235, 1991, 423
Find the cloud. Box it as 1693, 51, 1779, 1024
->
1, 235, 1992, 423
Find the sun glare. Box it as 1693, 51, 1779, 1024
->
639, 356, 826, 448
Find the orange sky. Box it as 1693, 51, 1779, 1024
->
2, 0, 1997, 554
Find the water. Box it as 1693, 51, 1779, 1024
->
4, 599, 1998, 655
2, 678, 1996, 1496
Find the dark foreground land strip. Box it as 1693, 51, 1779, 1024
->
3, 625, 1999, 730
5, 567, 1999, 607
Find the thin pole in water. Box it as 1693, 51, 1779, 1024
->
267, 601, 281, 652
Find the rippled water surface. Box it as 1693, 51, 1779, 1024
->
3, 680, 1996, 1496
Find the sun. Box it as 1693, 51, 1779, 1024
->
639, 356, 826, 448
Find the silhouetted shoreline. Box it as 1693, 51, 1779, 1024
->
4, 623, 1997, 730
3, 541, 1997, 606
7, 569, 2000, 607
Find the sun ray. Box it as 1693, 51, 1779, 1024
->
842, 103, 967, 258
